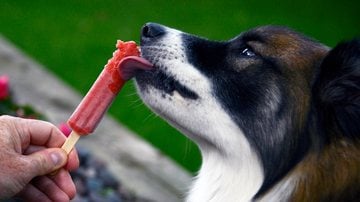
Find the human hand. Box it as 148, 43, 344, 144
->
0, 115, 79, 201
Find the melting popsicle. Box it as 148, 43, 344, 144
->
61, 40, 152, 154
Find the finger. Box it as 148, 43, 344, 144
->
33, 176, 70, 201
50, 169, 77, 199
16, 183, 51, 202
22, 148, 68, 177
23, 145, 45, 154
25, 145, 79, 171
14, 117, 66, 148
65, 147, 80, 171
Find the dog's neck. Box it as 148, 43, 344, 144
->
186, 147, 303, 202
186, 146, 264, 202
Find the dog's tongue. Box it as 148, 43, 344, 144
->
119, 56, 153, 80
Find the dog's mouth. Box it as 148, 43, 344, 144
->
135, 24, 199, 100
156, 70, 198, 99
136, 66, 199, 100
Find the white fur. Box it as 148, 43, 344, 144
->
188, 146, 264, 202
136, 27, 267, 201
258, 174, 297, 202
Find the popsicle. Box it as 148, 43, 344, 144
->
61, 40, 153, 154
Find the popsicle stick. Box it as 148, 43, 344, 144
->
49, 131, 80, 176
61, 131, 81, 154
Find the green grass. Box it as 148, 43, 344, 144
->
0, 0, 359, 173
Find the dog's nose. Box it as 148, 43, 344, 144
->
141, 23, 165, 39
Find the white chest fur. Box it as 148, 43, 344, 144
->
187, 142, 264, 202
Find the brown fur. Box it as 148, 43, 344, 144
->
291, 139, 360, 202
250, 27, 360, 201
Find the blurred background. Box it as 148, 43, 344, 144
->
1, 0, 359, 173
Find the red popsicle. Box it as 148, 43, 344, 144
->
61, 40, 152, 153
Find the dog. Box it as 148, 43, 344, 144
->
134, 23, 360, 202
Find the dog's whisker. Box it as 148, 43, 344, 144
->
183, 138, 192, 161
142, 112, 158, 123
130, 101, 145, 109
124, 92, 139, 97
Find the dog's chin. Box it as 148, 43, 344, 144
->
135, 69, 247, 153
134, 69, 207, 143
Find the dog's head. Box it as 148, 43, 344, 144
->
134, 23, 359, 195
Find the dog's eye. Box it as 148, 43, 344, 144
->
241, 47, 256, 57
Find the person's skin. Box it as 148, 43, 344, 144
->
0, 115, 79, 201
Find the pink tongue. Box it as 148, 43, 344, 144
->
119, 56, 153, 80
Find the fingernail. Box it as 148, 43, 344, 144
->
50, 152, 64, 166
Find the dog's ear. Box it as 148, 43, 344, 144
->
313, 39, 360, 140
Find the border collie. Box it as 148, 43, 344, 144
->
134, 23, 360, 202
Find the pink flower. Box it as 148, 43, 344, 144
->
0, 75, 9, 100
58, 122, 72, 137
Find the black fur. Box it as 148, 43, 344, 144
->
182, 29, 311, 196
183, 30, 360, 197
313, 39, 360, 141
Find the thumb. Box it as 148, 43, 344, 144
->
24, 148, 68, 176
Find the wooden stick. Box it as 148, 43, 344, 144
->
49, 131, 80, 176
61, 131, 81, 154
